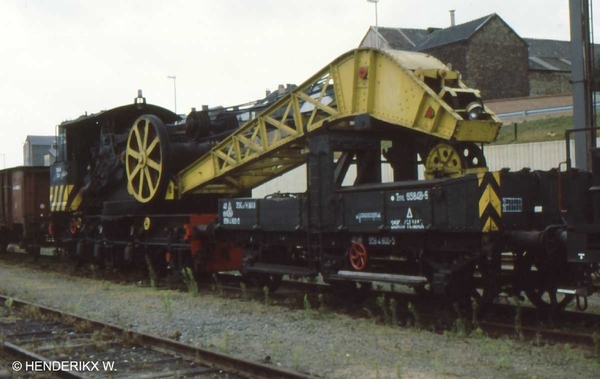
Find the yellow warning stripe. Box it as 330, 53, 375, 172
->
50, 185, 75, 212
477, 172, 501, 232
69, 188, 83, 211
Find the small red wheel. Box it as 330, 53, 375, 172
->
69, 218, 78, 235
349, 242, 368, 271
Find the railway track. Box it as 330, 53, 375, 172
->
0, 296, 313, 379
2, 254, 599, 358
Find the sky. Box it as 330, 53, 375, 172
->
0, 0, 594, 167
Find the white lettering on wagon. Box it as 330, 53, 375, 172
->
222, 202, 240, 225
390, 190, 429, 202
390, 218, 425, 230
368, 236, 396, 246
235, 201, 256, 209
355, 212, 381, 223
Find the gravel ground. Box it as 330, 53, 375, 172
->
0, 261, 599, 379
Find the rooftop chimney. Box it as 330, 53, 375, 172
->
450, 10, 456, 27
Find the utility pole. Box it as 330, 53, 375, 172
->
167, 75, 177, 114
367, 0, 380, 49
569, 0, 595, 170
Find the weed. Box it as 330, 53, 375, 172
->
91, 330, 112, 351
74, 295, 84, 314
471, 297, 479, 329
240, 282, 247, 301
269, 331, 280, 359
452, 302, 466, 337
89, 264, 98, 279
22, 305, 42, 320
219, 331, 231, 353
62, 315, 76, 326
4, 297, 14, 313
495, 355, 511, 370
292, 346, 302, 371
344, 353, 351, 365
363, 307, 374, 320
100, 281, 111, 291
182, 267, 199, 297
326, 345, 337, 365
169, 330, 182, 341
162, 291, 173, 321
376, 295, 389, 325
471, 327, 486, 339
263, 286, 270, 305
513, 296, 523, 340
145, 255, 156, 289
562, 344, 576, 363
374, 360, 380, 379
389, 298, 398, 327
212, 273, 223, 295
593, 332, 600, 360
200, 321, 207, 348
407, 302, 420, 329
303, 294, 312, 318
74, 320, 94, 334
534, 331, 542, 347
122, 330, 141, 347
317, 293, 325, 313
396, 361, 403, 379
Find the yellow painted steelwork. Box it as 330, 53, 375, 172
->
173, 48, 502, 197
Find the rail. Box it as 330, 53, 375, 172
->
0, 295, 313, 379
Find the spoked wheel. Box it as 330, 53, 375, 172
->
424, 141, 487, 179
126, 115, 170, 203
525, 289, 574, 313
424, 143, 465, 179
349, 242, 368, 271
514, 248, 575, 313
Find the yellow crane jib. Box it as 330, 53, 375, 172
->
126, 48, 501, 201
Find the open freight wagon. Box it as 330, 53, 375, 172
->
0, 166, 50, 254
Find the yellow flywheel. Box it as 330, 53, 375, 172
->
125, 115, 170, 203
424, 143, 465, 179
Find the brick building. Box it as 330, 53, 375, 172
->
360, 13, 599, 100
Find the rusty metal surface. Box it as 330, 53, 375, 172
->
0, 166, 50, 228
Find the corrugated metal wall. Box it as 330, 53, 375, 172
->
252, 141, 579, 198
484, 140, 572, 171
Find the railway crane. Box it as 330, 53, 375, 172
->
49, 48, 599, 313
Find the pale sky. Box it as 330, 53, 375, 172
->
0, 0, 593, 167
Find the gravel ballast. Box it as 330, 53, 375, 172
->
0, 261, 598, 378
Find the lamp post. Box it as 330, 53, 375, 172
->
367, 0, 379, 49
167, 75, 177, 114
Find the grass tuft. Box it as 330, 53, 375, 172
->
182, 267, 199, 297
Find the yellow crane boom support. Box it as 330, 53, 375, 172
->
174, 48, 501, 197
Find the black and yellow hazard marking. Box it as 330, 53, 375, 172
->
477, 172, 501, 232
50, 184, 78, 212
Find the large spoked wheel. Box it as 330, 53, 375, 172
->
126, 115, 170, 203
